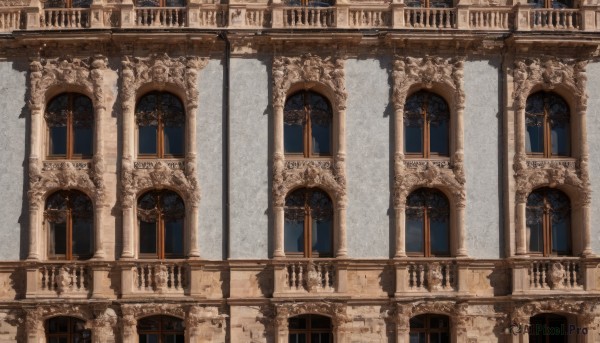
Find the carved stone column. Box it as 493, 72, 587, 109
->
455, 201, 467, 257
27, 199, 41, 260
394, 204, 406, 258
25, 308, 43, 343
273, 102, 285, 258
92, 305, 117, 343
515, 196, 528, 255
275, 312, 289, 343
93, 203, 106, 259
336, 202, 348, 258
395, 305, 411, 343
121, 313, 137, 343
121, 201, 135, 259
393, 101, 406, 258
187, 201, 200, 257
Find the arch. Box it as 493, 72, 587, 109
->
136, 85, 187, 106
404, 90, 451, 158
137, 189, 185, 259
284, 187, 334, 258
137, 315, 185, 343
525, 91, 571, 158
45, 316, 89, 343
285, 82, 337, 111
44, 189, 94, 260
529, 313, 570, 343
288, 314, 333, 343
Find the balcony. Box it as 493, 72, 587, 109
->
121, 260, 189, 298
273, 259, 348, 297
511, 257, 597, 295
1, 3, 600, 33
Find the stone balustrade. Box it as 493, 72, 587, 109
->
1, 4, 600, 32
511, 257, 597, 294
122, 261, 188, 297
273, 259, 347, 297
395, 259, 460, 295
26, 262, 91, 298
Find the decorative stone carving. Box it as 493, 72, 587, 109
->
154, 264, 169, 293
186, 305, 227, 340
510, 299, 593, 324
304, 260, 320, 292
275, 302, 350, 328
134, 160, 185, 170
391, 56, 466, 208
121, 303, 186, 321
121, 159, 200, 208
426, 263, 443, 292
92, 304, 118, 343
512, 57, 590, 205
547, 262, 566, 290
23, 304, 94, 337
54, 267, 71, 295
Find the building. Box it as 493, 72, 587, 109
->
0, 0, 598, 341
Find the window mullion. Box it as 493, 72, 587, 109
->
158, 212, 163, 259
423, 103, 429, 159
158, 115, 163, 159
67, 96, 73, 159
424, 207, 430, 257
305, 93, 311, 158
305, 206, 311, 258
67, 208, 73, 260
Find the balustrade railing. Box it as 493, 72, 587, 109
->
349, 7, 388, 28
468, 7, 511, 30
245, 7, 269, 27
197, 5, 226, 27
404, 7, 455, 29
529, 259, 582, 290
275, 259, 336, 294
283, 6, 334, 28
39, 263, 90, 295
133, 262, 187, 294
407, 261, 456, 292
0, 9, 20, 32
135, 7, 186, 27
530, 8, 579, 30
41, 8, 89, 29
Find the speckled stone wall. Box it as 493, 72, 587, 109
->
198, 59, 225, 260
345, 58, 392, 258
228, 57, 271, 259
463, 58, 502, 259
585, 62, 600, 254
0, 60, 27, 260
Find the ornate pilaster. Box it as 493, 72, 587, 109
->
391, 55, 467, 258
271, 53, 348, 258
119, 54, 208, 259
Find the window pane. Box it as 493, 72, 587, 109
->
429, 120, 448, 156
139, 335, 159, 343
284, 220, 304, 253
430, 316, 449, 328
50, 222, 67, 255
528, 221, 543, 253
48, 317, 70, 333
430, 220, 450, 256
311, 123, 331, 155
289, 317, 307, 330
164, 219, 184, 256
139, 126, 157, 155
551, 123, 570, 156
164, 335, 185, 343
73, 127, 93, 156
140, 221, 157, 255
289, 334, 306, 343
50, 126, 67, 156
405, 125, 423, 154
284, 124, 304, 154
526, 125, 544, 154
163, 126, 184, 156
409, 333, 426, 343
72, 218, 93, 257
406, 217, 424, 254
552, 218, 571, 255
311, 316, 331, 329
312, 218, 332, 256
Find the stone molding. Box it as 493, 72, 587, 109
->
510, 299, 599, 326
392, 55, 466, 208
274, 301, 350, 327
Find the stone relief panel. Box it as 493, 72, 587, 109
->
391, 55, 466, 208
28, 56, 108, 207
271, 53, 347, 208
120, 54, 208, 209
511, 57, 590, 204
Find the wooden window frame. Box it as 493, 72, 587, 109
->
406, 189, 451, 258
136, 92, 185, 160
138, 191, 185, 260
45, 317, 89, 343
46, 93, 94, 160
404, 91, 450, 159
284, 91, 333, 159
409, 314, 450, 343
288, 315, 333, 343
526, 189, 572, 257
525, 93, 570, 159
45, 190, 93, 261
137, 316, 185, 343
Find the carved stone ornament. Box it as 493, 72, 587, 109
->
426, 263, 443, 292
121, 303, 186, 322
396, 301, 469, 330
548, 262, 566, 290
512, 57, 590, 205
272, 53, 347, 110
121, 53, 208, 112
186, 305, 228, 337
121, 158, 200, 208
275, 302, 350, 328
391, 56, 466, 209
304, 260, 320, 292
510, 299, 596, 325
24, 304, 94, 335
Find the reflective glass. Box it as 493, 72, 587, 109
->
164, 335, 185, 343
311, 315, 331, 329
73, 127, 93, 156
140, 221, 157, 254
289, 317, 307, 330
72, 219, 92, 257
50, 127, 68, 156
430, 120, 448, 155
551, 124, 570, 156
528, 221, 543, 253
552, 219, 571, 255
430, 220, 450, 256
312, 218, 332, 256
48, 317, 70, 333
284, 124, 304, 154
51, 223, 67, 255
163, 126, 184, 156
409, 333, 426, 343
139, 126, 157, 155
164, 219, 184, 256
139, 335, 159, 343
405, 125, 423, 154
311, 123, 331, 155
526, 125, 544, 154
406, 218, 424, 254
284, 221, 304, 253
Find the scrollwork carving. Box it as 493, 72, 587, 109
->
275, 302, 350, 328
510, 299, 597, 325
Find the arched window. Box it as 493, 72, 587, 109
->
530, 314, 568, 343
138, 316, 184, 343
136, 92, 185, 158
284, 91, 332, 158
528, 0, 573, 8
404, 91, 450, 158
138, 190, 185, 259
406, 188, 450, 257
284, 188, 333, 258
45, 190, 93, 260
289, 314, 333, 343
46, 316, 90, 343
44, 0, 91, 8
405, 0, 453, 7
526, 92, 570, 158
409, 314, 450, 343
526, 188, 571, 256
45, 93, 93, 159
135, 0, 185, 6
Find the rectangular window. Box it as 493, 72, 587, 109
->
284, 124, 304, 154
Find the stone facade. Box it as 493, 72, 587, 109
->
0, 0, 599, 342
